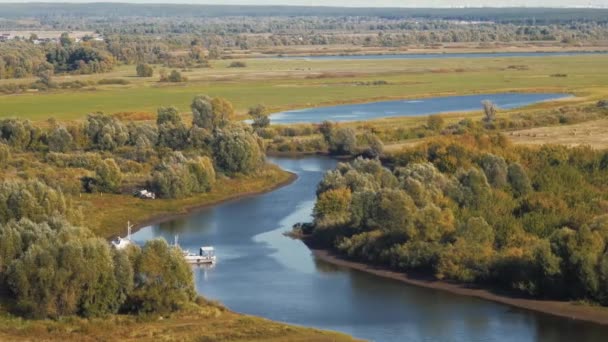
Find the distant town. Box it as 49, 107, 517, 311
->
0, 31, 103, 43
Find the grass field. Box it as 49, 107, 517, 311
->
508, 119, 608, 148
1, 55, 607, 122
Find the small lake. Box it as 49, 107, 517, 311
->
131, 156, 608, 342
269, 93, 570, 124
278, 51, 607, 61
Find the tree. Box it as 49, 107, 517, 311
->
126, 239, 196, 314
59, 32, 73, 47
313, 188, 352, 228
478, 153, 508, 188
212, 126, 264, 174
136, 63, 154, 77
95, 159, 122, 193
48, 126, 73, 152
210, 97, 235, 128
482, 100, 497, 123
160, 70, 185, 82
191, 95, 214, 129
156, 107, 188, 150
507, 162, 532, 197
362, 133, 383, 158
249, 104, 270, 130
84, 113, 129, 151
328, 127, 357, 155
4, 219, 126, 318
187, 156, 216, 193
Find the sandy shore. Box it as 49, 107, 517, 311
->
307, 244, 608, 326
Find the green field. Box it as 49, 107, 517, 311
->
1, 56, 607, 122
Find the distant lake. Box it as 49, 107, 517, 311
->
131, 156, 608, 342
269, 93, 570, 124
278, 51, 608, 61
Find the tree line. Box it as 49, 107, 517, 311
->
0, 95, 264, 199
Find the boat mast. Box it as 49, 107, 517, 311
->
127, 221, 133, 240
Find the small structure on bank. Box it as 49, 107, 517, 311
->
134, 189, 156, 199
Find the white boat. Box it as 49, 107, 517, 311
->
174, 235, 216, 264
183, 246, 217, 265
112, 222, 134, 250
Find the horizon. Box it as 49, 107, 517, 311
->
0, 1, 606, 9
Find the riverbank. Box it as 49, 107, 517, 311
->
306, 243, 608, 326
80, 163, 297, 239
0, 298, 359, 342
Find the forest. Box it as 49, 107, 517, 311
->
1, 4, 607, 23
305, 129, 608, 304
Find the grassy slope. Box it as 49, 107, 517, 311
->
1, 55, 607, 121
0, 299, 358, 342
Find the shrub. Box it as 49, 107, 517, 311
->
228, 61, 247, 68
136, 63, 154, 77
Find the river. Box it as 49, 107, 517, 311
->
268, 93, 569, 124
277, 51, 608, 61
131, 156, 608, 342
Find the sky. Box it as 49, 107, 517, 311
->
0, 0, 606, 8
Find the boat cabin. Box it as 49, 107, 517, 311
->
184, 246, 216, 264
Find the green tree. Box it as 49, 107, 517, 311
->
249, 104, 270, 130
507, 162, 532, 197
191, 95, 214, 130
212, 126, 264, 175
126, 239, 196, 314
136, 63, 154, 77
95, 159, 122, 193
329, 127, 357, 155
156, 107, 188, 150
48, 126, 73, 152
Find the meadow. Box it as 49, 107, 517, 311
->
1, 55, 607, 122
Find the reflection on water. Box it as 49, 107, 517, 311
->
131, 156, 608, 342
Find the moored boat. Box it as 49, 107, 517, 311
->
111, 221, 134, 250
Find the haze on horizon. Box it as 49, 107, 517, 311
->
0, 0, 605, 9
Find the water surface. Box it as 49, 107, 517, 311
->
269, 93, 569, 124
131, 157, 608, 342
279, 51, 607, 61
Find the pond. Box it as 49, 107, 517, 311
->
269, 93, 570, 124
131, 156, 608, 342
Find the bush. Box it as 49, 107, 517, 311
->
228, 61, 247, 68
160, 69, 186, 82
97, 78, 130, 85
136, 63, 154, 77
0, 143, 10, 163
